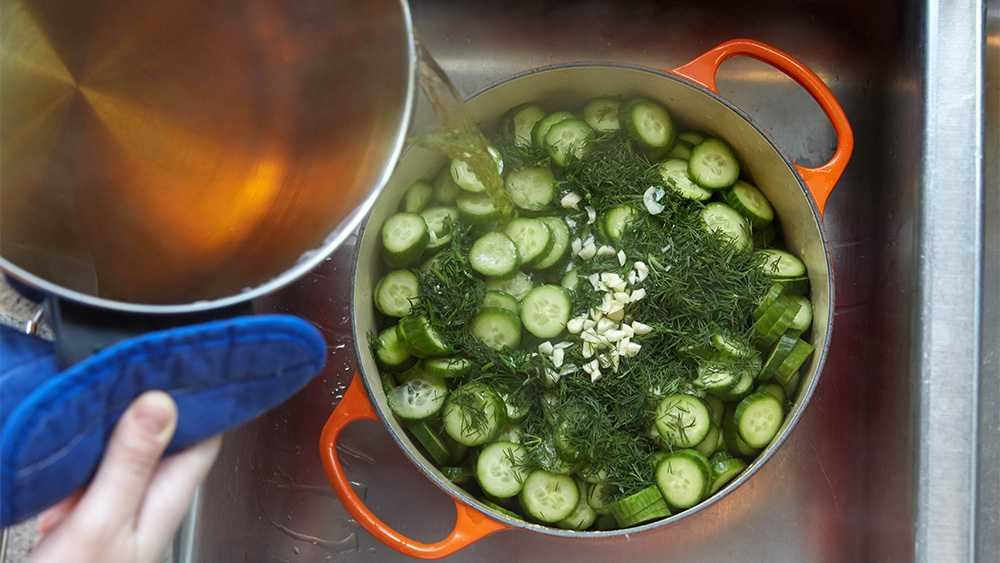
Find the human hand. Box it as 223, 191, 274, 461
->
27, 391, 222, 563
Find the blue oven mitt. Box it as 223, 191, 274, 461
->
0, 315, 327, 527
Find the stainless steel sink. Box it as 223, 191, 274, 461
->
171, 0, 997, 561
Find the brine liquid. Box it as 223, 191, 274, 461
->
409, 40, 512, 219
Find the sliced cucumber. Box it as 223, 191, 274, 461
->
374, 325, 415, 371
759, 332, 800, 382
658, 158, 712, 201
756, 249, 807, 278
532, 111, 575, 149
693, 423, 722, 458
688, 137, 740, 190
504, 218, 554, 266
485, 270, 535, 301
505, 167, 558, 212
666, 140, 693, 161
533, 216, 571, 270
654, 394, 711, 448
504, 103, 547, 147
582, 97, 622, 133
396, 314, 452, 358
519, 470, 580, 523
406, 420, 453, 465
709, 453, 747, 494
678, 130, 708, 145
752, 295, 802, 347
586, 482, 618, 516
432, 162, 462, 204
701, 202, 751, 252
472, 307, 522, 351
470, 232, 521, 278
545, 119, 593, 167
456, 192, 502, 227
620, 98, 675, 149
450, 145, 503, 193
656, 449, 711, 510
381, 212, 429, 267
476, 441, 530, 499
603, 204, 639, 242
557, 480, 598, 530
422, 356, 473, 379
402, 181, 434, 213
733, 391, 784, 448
723, 412, 761, 457
419, 206, 460, 250
387, 372, 448, 421
772, 338, 814, 386
693, 361, 740, 395
442, 382, 507, 446
520, 285, 572, 338
723, 180, 774, 227
788, 295, 813, 332
757, 382, 787, 403
482, 290, 520, 314
608, 485, 670, 528
374, 269, 419, 318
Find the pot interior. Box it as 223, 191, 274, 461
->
352, 62, 832, 533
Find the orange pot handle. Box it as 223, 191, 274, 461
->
670, 39, 854, 218
319, 372, 510, 560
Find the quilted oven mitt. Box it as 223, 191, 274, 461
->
0, 315, 327, 527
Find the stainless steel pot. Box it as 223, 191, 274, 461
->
322, 39, 853, 559
0, 0, 417, 314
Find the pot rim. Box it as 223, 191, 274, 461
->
349, 60, 835, 537
0, 2, 420, 315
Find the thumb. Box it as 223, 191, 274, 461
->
75, 391, 178, 524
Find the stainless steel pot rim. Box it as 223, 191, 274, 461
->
0, 2, 420, 316
350, 60, 835, 536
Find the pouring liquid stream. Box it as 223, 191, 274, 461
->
409, 41, 513, 221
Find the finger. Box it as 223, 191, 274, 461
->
135, 435, 222, 551
36, 489, 84, 535
74, 391, 178, 525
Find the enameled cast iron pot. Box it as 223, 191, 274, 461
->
321, 39, 854, 559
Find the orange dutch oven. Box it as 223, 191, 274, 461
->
321, 39, 853, 559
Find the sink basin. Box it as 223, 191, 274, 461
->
172, 0, 997, 561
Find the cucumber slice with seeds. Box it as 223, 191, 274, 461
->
374, 325, 415, 371
374, 269, 420, 318
387, 372, 448, 421
655, 449, 711, 509
472, 308, 522, 351
709, 453, 748, 494
603, 205, 639, 242
701, 202, 752, 251
620, 98, 675, 149
654, 394, 711, 448
520, 285, 572, 338
545, 119, 593, 167
688, 137, 740, 190
486, 271, 535, 301
504, 103, 547, 147
532, 111, 575, 149
476, 441, 530, 499
381, 212, 429, 267
504, 218, 554, 266
442, 383, 507, 446
519, 470, 579, 523
505, 167, 558, 212
733, 391, 785, 448
658, 158, 712, 201
470, 232, 521, 278
450, 145, 503, 193
582, 97, 622, 132
482, 290, 520, 314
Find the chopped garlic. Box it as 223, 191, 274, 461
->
552, 348, 565, 368
579, 242, 597, 260
617, 250, 627, 267
586, 206, 597, 224
625, 342, 642, 357
582, 341, 596, 358
630, 288, 647, 302
596, 317, 615, 334
605, 329, 626, 342
631, 321, 652, 335
584, 318, 598, 330
644, 186, 665, 215
634, 261, 649, 281
606, 307, 625, 323
567, 316, 585, 334
597, 245, 617, 258
562, 192, 582, 210
571, 238, 583, 255
538, 341, 554, 354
